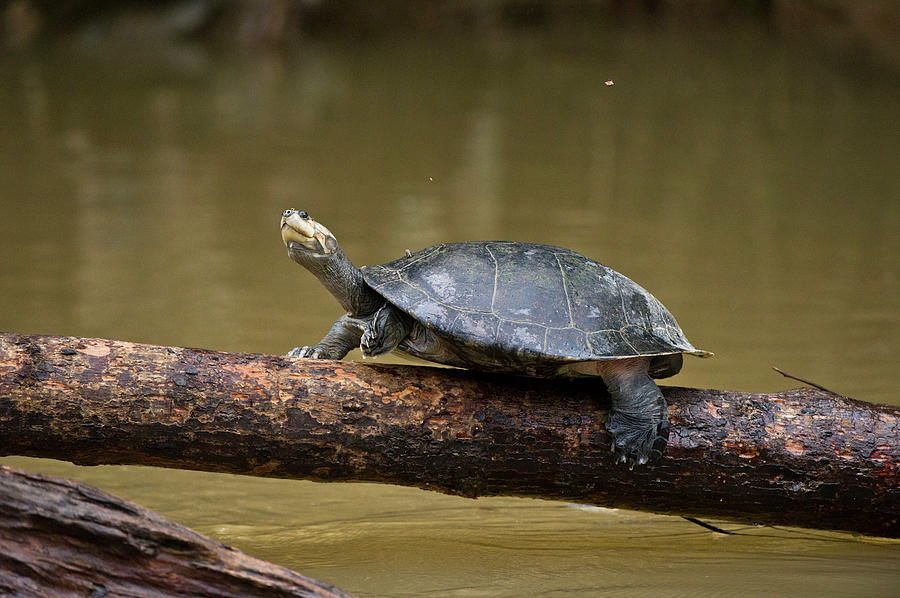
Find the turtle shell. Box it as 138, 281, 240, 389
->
361, 242, 709, 376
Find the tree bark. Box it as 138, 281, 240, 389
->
1, 332, 897, 538
0, 464, 355, 597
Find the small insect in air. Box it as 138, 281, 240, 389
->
604, 80, 614, 87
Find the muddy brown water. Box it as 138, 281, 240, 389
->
1, 23, 899, 597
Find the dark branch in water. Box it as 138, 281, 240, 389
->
0, 465, 355, 597
683, 517, 735, 535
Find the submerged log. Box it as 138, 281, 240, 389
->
0, 464, 354, 597
0, 332, 897, 538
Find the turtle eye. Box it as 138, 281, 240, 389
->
299, 211, 309, 220
282, 209, 294, 218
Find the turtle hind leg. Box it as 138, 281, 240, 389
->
595, 357, 670, 467
605, 410, 669, 467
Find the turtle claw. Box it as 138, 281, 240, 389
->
287, 346, 319, 359
359, 329, 378, 357
606, 411, 669, 467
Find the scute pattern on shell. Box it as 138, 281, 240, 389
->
362, 241, 704, 364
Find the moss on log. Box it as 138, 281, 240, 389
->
0, 332, 897, 538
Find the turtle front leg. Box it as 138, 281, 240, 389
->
288, 314, 362, 360
360, 304, 413, 358
596, 358, 669, 467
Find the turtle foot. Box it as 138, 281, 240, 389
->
359, 305, 411, 358
359, 327, 384, 358
287, 346, 319, 358
606, 411, 669, 467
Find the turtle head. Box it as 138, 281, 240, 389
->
281, 209, 339, 258
280, 209, 382, 316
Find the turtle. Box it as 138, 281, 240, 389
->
280, 209, 711, 466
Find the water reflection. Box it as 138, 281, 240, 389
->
1, 23, 899, 598
4, 456, 900, 598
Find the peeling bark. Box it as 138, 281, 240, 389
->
0, 332, 898, 538
0, 465, 354, 597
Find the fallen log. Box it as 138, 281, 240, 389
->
0, 464, 354, 597
1, 332, 897, 538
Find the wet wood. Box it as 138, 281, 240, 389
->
1, 332, 898, 538
0, 464, 354, 597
